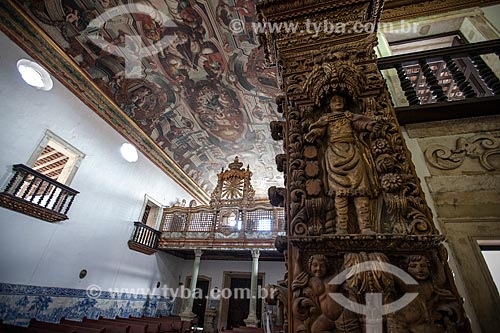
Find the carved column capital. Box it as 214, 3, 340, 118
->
250, 249, 260, 259
194, 249, 203, 258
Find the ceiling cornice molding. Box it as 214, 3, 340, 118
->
0, 0, 210, 204
381, 0, 500, 21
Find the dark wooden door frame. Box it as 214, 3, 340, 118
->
185, 274, 212, 327
217, 271, 265, 331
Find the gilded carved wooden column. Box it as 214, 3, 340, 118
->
259, 0, 471, 332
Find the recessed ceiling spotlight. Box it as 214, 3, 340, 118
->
120, 142, 139, 163
16, 59, 53, 91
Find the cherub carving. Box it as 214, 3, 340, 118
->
292, 253, 360, 333
388, 255, 464, 332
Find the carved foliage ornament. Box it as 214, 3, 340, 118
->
303, 59, 366, 106
425, 134, 500, 171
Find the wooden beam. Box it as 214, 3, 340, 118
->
396, 95, 500, 125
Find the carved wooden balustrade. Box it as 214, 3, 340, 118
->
157, 203, 285, 250
127, 157, 286, 254
379, 39, 500, 124
0, 164, 79, 222
128, 222, 162, 255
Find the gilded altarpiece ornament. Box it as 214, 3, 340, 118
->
258, 0, 471, 332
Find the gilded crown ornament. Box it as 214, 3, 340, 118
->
228, 156, 244, 170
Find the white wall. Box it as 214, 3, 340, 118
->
0, 31, 193, 295
481, 250, 500, 294
183, 259, 286, 290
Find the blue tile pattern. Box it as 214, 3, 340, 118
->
0, 283, 175, 326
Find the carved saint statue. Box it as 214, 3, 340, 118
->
305, 94, 381, 234
292, 254, 360, 333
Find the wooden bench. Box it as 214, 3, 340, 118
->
114, 318, 159, 333
1, 323, 68, 333
158, 318, 189, 333
61, 319, 129, 333
83, 319, 138, 333
94, 318, 145, 333
136, 318, 176, 333
30, 319, 102, 333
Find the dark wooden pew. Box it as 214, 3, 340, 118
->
1, 323, 69, 333
61, 319, 129, 333
114, 319, 159, 333
30, 319, 102, 333
158, 317, 189, 333
83, 319, 138, 333
96, 319, 146, 333
136, 318, 174, 333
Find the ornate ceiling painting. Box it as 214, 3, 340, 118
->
15, 0, 283, 200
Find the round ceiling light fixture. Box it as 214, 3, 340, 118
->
16, 59, 53, 91
120, 143, 139, 163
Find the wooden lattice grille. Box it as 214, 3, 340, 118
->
188, 211, 215, 231
246, 209, 274, 231
162, 212, 188, 231
216, 209, 243, 231
277, 209, 285, 231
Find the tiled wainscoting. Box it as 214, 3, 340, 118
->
0, 283, 175, 326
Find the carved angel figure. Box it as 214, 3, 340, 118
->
292, 254, 360, 333
388, 255, 464, 333
305, 94, 381, 235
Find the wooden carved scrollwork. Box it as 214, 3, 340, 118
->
276, 154, 287, 173
367, 94, 435, 235
288, 101, 308, 236
424, 134, 500, 171
270, 121, 286, 141
269, 186, 286, 207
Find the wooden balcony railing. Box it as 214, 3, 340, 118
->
0, 164, 79, 222
378, 39, 500, 124
128, 222, 161, 255
158, 204, 286, 250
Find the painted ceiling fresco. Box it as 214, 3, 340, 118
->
17, 0, 283, 198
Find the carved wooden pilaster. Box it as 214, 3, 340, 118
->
258, 1, 471, 332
